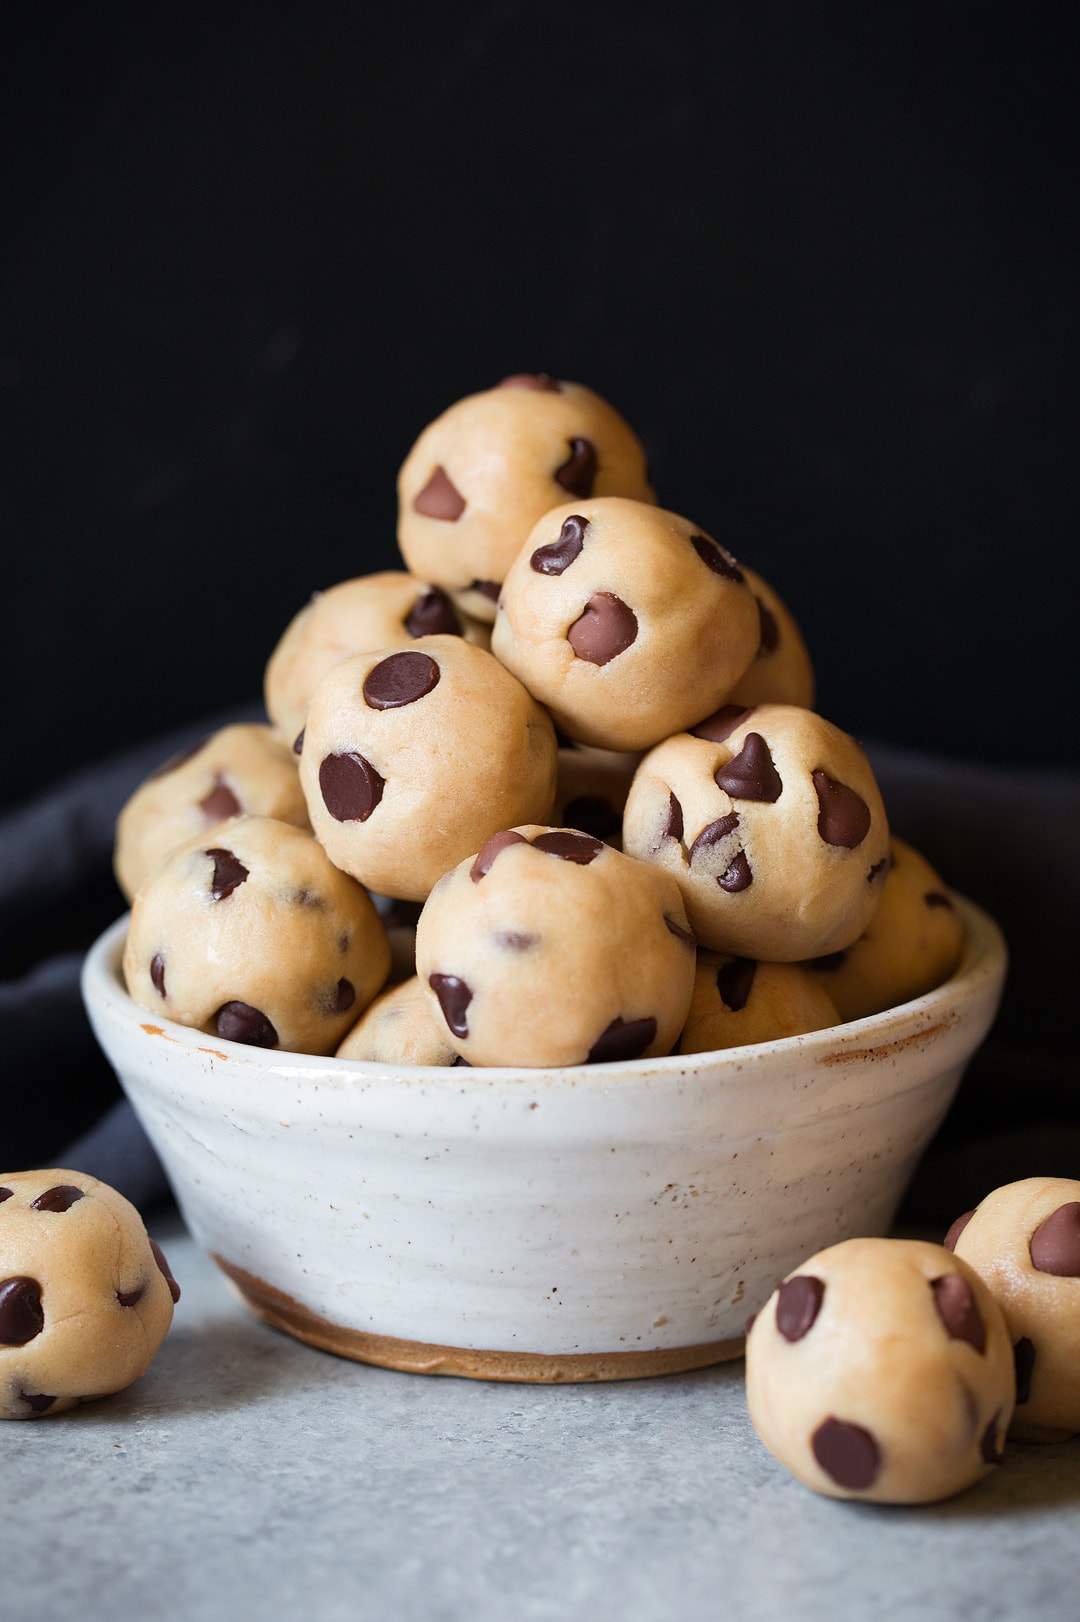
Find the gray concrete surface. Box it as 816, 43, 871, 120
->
2, 1220, 1076, 1622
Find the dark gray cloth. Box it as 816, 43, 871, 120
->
0, 718, 1076, 1223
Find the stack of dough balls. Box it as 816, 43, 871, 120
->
116, 371, 971, 1068
1, 1170, 179, 1420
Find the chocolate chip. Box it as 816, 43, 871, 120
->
531, 514, 589, 575
531, 830, 604, 864
31, 1185, 84, 1213
207, 847, 249, 901
495, 931, 537, 951
587, 1016, 657, 1064
810, 950, 848, 972
563, 795, 621, 840
452, 1055, 472, 1066
20, 1391, 57, 1414
429, 974, 472, 1038
664, 915, 696, 947
812, 770, 871, 848
320, 752, 385, 822
554, 437, 597, 498
496, 373, 560, 391
811, 1417, 882, 1491
775, 1275, 825, 1341
690, 705, 755, 744
405, 586, 463, 638
690, 533, 744, 583
943, 1209, 975, 1252
413, 465, 465, 520
1029, 1201, 1080, 1276
363, 650, 440, 710
924, 890, 954, 909
293, 728, 305, 755
659, 791, 684, 845
716, 957, 757, 1013
470, 829, 528, 881
471, 579, 502, 601
689, 812, 740, 865
931, 1273, 985, 1353
0, 1278, 45, 1346
215, 1001, 279, 1048
1014, 1337, 1036, 1404
0, 1188, 12, 1203
567, 592, 638, 665
720, 852, 753, 892
980, 1412, 1004, 1465
715, 733, 783, 802
199, 775, 241, 823
150, 953, 167, 997
756, 598, 779, 656
332, 978, 355, 1014
150, 1239, 181, 1304
868, 858, 889, 883
117, 1282, 146, 1308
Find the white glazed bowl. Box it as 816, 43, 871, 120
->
82, 898, 1006, 1383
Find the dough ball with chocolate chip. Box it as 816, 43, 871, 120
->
264, 572, 490, 747
725, 566, 815, 711
123, 815, 390, 1055
298, 637, 558, 901
114, 724, 309, 902
397, 376, 654, 622
415, 826, 695, 1067
0, 1169, 178, 1420
946, 1177, 1080, 1443
336, 976, 459, 1067
492, 498, 761, 750
552, 742, 641, 848
677, 954, 839, 1054
746, 1238, 1015, 1504
806, 839, 965, 1020
621, 703, 889, 960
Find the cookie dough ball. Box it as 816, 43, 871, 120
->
114, 724, 309, 902
0, 1170, 178, 1420
746, 1238, 1015, 1504
415, 826, 696, 1067
264, 572, 489, 746
677, 955, 840, 1054
946, 1177, 1080, 1442
552, 743, 641, 847
725, 567, 815, 710
298, 637, 558, 901
622, 703, 890, 961
397, 375, 655, 621
124, 815, 391, 1055
492, 499, 761, 750
337, 977, 459, 1066
807, 839, 966, 1020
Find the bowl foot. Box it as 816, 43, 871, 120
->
212, 1254, 745, 1383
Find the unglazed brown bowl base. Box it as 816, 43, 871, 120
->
213, 1256, 746, 1383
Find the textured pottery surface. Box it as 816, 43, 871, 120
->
82, 898, 1006, 1380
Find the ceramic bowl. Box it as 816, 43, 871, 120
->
82, 897, 1006, 1383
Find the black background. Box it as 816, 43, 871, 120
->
2, 1, 1077, 816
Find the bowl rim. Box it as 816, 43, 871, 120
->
82, 892, 1007, 1089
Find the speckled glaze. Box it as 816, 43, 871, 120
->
82, 898, 1006, 1381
